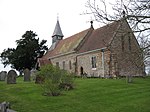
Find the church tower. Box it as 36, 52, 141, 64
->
49, 19, 64, 50
52, 19, 64, 44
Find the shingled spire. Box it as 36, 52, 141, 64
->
52, 19, 64, 44
49, 18, 64, 51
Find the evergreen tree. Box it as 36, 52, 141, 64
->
0, 30, 48, 72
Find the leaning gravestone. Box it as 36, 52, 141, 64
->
7, 70, 17, 84
24, 68, 30, 81
0, 71, 7, 81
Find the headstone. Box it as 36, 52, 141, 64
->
0, 101, 8, 112
30, 69, 37, 80
126, 75, 133, 83
0, 102, 16, 112
23, 68, 30, 81
0, 71, 7, 81
7, 70, 17, 84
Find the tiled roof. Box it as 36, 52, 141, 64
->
43, 28, 91, 59
37, 58, 52, 66
43, 20, 120, 59
78, 21, 120, 53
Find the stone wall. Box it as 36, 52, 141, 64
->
50, 50, 117, 77
77, 50, 111, 77
109, 19, 145, 76
50, 53, 77, 73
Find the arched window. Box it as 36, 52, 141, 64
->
63, 61, 65, 70
121, 36, 124, 52
128, 36, 131, 51
91, 56, 97, 68
69, 60, 72, 70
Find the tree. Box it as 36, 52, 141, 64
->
0, 48, 15, 67
86, 0, 150, 33
85, 0, 150, 75
0, 30, 48, 72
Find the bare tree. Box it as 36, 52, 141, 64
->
85, 0, 150, 74
86, 0, 150, 32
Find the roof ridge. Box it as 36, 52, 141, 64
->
61, 28, 91, 41
107, 21, 122, 47
74, 27, 94, 51
78, 20, 122, 53
108, 19, 132, 47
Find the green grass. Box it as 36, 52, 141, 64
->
0, 77, 150, 112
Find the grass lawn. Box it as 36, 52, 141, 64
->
0, 77, 150, 112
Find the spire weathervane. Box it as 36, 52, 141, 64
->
57, 13, 59, 21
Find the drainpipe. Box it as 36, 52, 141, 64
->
75, 55, 78, 75
101, 49, 105, 78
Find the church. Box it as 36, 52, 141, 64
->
38, 18, 145, 78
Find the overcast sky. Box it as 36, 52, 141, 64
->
0, 0, 114, 72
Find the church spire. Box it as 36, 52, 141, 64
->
50, 17, 64, 50
52, 19, 64, 40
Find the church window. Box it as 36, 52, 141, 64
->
128, 36, 131, 51
56, 62, 59, 68
91, 56, 97, 68
121, 36, 124, 51
69, 61, 72, 70
63, 61, 65, 70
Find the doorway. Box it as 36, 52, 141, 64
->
80, 66, 83, 75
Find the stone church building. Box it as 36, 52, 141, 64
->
38, 18, 145, 77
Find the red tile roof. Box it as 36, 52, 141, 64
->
78, 21, 120, 53
38, 58, 51, 66
42, 20, 120, 59
43, 28, 91, 59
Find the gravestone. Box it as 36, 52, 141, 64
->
24, 68, 30, 81
0, 101, 10, 112
0, 71, 7, 81
0, 101, 16, 112
7, 70, 17, 84
126, 75, 133, 83
30, 69, 37, 81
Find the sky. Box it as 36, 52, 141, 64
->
0, 0, 114, 72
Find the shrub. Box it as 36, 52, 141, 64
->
36, 64, 74, 96
60, 71, 75, 90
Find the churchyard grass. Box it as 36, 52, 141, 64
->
0, 77, 150, 112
